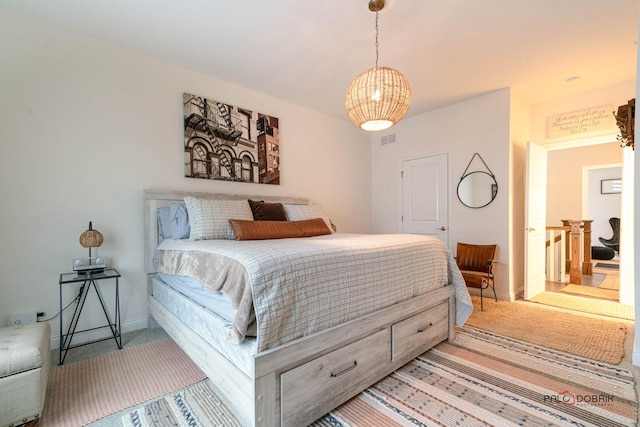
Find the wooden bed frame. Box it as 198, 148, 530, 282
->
144, 189, 457, 426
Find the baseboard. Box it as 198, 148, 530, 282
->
49, 317, 149, 350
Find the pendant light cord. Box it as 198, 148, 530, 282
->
375, 11, 379, 68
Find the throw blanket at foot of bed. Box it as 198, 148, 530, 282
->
158, 233, 472, 351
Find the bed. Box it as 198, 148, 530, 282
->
143, 189, 473, 426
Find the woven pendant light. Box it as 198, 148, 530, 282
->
345, 0, 411, 131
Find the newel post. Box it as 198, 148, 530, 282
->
569, 220, 583, 285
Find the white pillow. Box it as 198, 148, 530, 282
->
283, 203, 333, 232
184, 197, 253, 240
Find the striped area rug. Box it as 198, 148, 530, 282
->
121, 380, 241, 427
41, 339, 206, 426
110, 329, 637, 426
311, 326, 638, 427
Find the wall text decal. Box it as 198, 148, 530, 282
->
547, 105, 615, 139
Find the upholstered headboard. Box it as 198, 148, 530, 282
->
143, 189, 309, 273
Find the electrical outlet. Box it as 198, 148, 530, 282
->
8, 311, 37, 326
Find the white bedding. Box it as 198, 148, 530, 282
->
158, 272, 237, 322
157, 233, 472, 352
152, 276, 257, 375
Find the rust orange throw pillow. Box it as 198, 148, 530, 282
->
228, 218, 331, 240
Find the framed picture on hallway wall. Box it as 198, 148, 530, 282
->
600, 178, 621, 194
182, 92, 280, 185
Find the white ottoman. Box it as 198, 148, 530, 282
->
0, 323, 51, 427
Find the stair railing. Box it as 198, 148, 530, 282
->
561, 219, 593, 277
546, 226, 569, 282
545, 220, 593, 285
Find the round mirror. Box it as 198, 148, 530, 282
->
457, 171, 498, 208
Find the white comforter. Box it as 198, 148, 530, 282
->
157, 233, 472, 352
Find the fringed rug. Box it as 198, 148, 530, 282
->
311, 327, 638, 427
41, 339, 206, 426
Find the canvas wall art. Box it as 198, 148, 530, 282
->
183, 92, 280, 185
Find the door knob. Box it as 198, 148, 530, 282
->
436, 226, 446, 231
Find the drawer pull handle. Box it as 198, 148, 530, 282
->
331, 361, 358, 378
417, 322, 433, 333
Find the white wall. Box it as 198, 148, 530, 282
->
0, 8, 371, 345
545, 144, 622, 228
587, 166, 622, 247
370, 89, 512, 300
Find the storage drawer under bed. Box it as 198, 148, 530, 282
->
391, 299, 449, 362
280, 328, 391, 427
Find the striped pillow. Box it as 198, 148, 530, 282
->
184, 197, 253, 240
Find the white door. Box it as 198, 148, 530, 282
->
525, 141, 548, 299
401, 153, 449, 245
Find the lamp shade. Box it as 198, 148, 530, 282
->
79, 222, 103, 248
345, 66, 411, 131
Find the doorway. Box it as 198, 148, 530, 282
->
525, 141, 629, 304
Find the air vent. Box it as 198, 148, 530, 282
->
380, 133, 396, 145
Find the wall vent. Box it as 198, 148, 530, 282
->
380, 133, 396, 145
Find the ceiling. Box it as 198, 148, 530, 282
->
1, 0, 638, 123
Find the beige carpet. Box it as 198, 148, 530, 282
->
531, 291, 635, 321
41, 339, 206, 426
561, 283, 619, 300
465, 296, 627, 364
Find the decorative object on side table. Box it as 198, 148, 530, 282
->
74, 221, 107, 274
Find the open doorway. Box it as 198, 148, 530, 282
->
526, 140, 631, 306
585, 164, 622, 280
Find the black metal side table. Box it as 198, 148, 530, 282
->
58, 268, 122, 364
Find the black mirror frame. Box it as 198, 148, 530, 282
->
457, 170, 498, 209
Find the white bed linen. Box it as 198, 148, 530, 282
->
152, 276, 257, 376
158, 272, 237, 322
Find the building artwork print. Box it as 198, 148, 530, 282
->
183, 92, 280, 184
